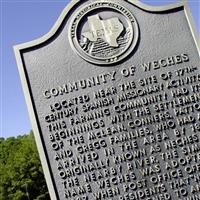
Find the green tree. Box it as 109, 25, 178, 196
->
0, 131, 50, 200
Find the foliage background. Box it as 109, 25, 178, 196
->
0, 132, 50, 200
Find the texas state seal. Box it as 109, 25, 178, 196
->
69, 1, 139, 65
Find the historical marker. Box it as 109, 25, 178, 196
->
14, 0, 200, 199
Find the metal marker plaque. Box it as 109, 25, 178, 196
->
14, 0, 200, 199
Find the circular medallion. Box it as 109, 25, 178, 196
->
69, 1, 139, 65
